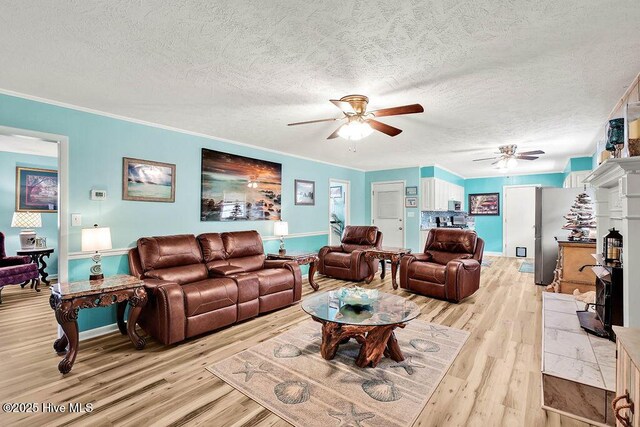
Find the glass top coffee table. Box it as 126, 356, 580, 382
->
302, 290, 420, 368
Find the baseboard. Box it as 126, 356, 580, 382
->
79, 323, 119, 341
484, 251, 503, 257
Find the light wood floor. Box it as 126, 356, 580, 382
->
0, 258, 594, 427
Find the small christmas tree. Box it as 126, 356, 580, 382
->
562, 192, 596, 241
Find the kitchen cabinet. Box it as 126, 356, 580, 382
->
564, 171, 590, 188
421, 178, 464, 211
613, 326, 640, 427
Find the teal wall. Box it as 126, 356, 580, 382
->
420, 166, 465, 186
0, 152, 58, 275
0, 92, 365, 332
464, 173, 565, 253
563, 156, 593, 174
365, 167, 421, 252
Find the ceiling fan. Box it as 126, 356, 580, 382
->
472, 145, 545, 170
287, 95, 424, 140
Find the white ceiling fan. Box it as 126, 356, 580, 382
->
472, 145, 545, 171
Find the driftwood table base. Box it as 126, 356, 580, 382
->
313, 317, 406, 368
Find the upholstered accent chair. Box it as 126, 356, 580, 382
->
0, 232, 40, 303
318, 225, 383, 281
400, 228, 484, 303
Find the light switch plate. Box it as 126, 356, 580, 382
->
407, 211, 415, 218
71, 213, 82, 227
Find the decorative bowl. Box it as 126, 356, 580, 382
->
336, 286, 379, 306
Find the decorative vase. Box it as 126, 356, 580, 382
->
607, 118, 625, 158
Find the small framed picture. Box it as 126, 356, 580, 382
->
468, 192, 499, 216
405, 186, 418, 196
405, 197, 418, 208
295, 179, 315, 205
123, 157, 176, 203
329, 186, 343, 199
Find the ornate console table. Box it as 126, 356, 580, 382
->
17, 247, 54, 287
266, 252, 319, 291
364, 247, 412, 289
49, 274, 147, 374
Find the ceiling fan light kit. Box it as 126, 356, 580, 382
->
473, 144, 544, 171
288, 94, 424, 142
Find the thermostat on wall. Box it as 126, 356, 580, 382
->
91, 189, 107, 201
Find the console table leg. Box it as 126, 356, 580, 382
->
380, 260, 386, 280
390, 261, 399, 290
127, 288, 147, 350
308, 261, 319, 291
39, 253, 51, 286
54, 301, 79, 374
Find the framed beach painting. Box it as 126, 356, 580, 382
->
16, 167, 58, 212
468, 193, 500, 216
295, 180, 315, 206
123, 157, 176, 202
200, 148, 282, 221
330, 186, 342, 199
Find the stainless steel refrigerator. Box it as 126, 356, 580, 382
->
534, 187, 586, 285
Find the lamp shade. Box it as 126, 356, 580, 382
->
11, 212, 42, 228
82, 226, 112, 252
273, 221, 289, 236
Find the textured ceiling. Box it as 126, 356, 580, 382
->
0, 1, 639, 176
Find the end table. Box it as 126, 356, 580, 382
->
266, 252, 319, 291
49, 274, 147, 374
364, 247, 412, 289
17, 247, 54, 288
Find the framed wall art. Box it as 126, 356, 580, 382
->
201, 148, 282, 221
295, 180, 315, 206
405, 186, 418, 196
123, 157, 176, 203
330, 186, 343, 199
405, 197, 418, 208
468, 192, 500, 216
16, 167, 58, 212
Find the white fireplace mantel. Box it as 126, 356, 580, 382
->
584, 157, 640, 327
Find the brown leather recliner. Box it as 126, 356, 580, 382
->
400, 228, 484, 303
128, 231, 301, 345
318, 225, 383, 281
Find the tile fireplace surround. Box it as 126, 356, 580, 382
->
541, 292, 616, 425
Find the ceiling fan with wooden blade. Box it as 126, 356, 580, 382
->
288, 95, 424, 140
472, 145, 546, 170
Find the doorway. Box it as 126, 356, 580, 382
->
503, 185, 537, 258
371, 181, 404, 248
0, 125, 68, 284
329, 179, 350, 246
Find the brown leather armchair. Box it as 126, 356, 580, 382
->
318, 225, 382, 281
400, 228, 484, 303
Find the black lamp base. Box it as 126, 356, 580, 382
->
90, 274, 104, 281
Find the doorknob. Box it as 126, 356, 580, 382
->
399, 227, 403, 230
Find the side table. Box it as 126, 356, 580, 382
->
49, 274, 147, 374
266, 252, 320, 291
364, 247, 412, 289
17, 247, 54, 286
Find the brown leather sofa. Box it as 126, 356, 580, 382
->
318, 225, 383, 281
128, 231, 301, 345
400, 228, 484, 303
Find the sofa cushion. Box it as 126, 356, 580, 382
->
256, 268, 293, 296
144, 264, 209, 285
197, 233, 227, 263
428, 251, 472, 266
222, 231, 264, 258
411, 262, 446, 284
229, 255, 265, 272
323, 252, 351, 268
138, 234, 203, 272
182, 278, 238, 317
341, 226, 378, 246
0, 262, 38, 286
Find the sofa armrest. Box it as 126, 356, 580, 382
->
263, 259, 296, 269
318, 245, 343, 258
0, 256, 31, 267
445, 259, 481, 302
141, 279, 186, 345
209, 265, 245, 276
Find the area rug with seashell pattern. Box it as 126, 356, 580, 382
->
206, 319, 469, 427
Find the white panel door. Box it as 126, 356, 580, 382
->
504, 186, 537, 257
372, 182, 404, 247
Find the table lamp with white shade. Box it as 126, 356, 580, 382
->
11, 211, 42, 249
273, 221, 289, 255
81, 224, 112, 280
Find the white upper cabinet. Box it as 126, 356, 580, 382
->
421, 177, 464, 211
563, 171, 591, 188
